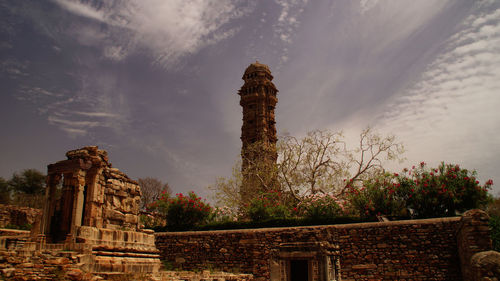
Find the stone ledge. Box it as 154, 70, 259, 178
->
155, 216, 462, 237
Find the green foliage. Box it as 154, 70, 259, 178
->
295, 193, 344, 220
347, 162, 493, 219
0, 177, 11, 204
403, 162, 492, 218
247, 190, 292, 222
3, 169, 47, 208
4, 223, 32, 230
162, 260, 175, 271
160, 191, 212, 231
196, 216, 373, 231
490, 215, 500, 252
140, 214, 158, 229
347, 172, 409, 219
8, 169, 46, 195
207, 206, 239, 224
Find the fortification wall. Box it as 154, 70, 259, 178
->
155, 211, 492, 281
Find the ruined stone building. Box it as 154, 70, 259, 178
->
238, 62, 279, 203
34, 146, 160, 274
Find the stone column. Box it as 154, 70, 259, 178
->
83, 168, 101, 227
39, 173, 61, 241
71, 170, 87, 236
457, 209, 492, 281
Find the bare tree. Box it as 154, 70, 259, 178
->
240, 140, 280, 205
279, 128, 404, 198
208, 163, 243, 210
210, 127, 404, 206
340, 127, 405, 194
278, 130, 350, 199
138, 177, 171, 210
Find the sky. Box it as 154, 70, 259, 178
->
1, 0, 500, 199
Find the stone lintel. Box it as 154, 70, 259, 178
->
278, 252, 318, 259
48, 159, 92, 174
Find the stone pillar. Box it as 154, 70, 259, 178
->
83, 168, 102, 227
71, 170, 87, 237
40, 174, 61, 238
457, 209, 492, 281
60, 173, 75, 243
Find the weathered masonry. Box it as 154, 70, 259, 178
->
33, 146, 161, 274
156, 210, 493, 281
238, 62, 279, 203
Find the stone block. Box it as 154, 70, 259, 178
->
124, 214, 138, 225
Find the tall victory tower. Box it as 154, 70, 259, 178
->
238, 61, 278, 203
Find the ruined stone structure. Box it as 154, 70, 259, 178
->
0, 204, 41, 229
33, 146, 160, 275
238, 62, 279, 202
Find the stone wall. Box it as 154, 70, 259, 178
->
0, 204, 41, 229
0, 248, 88, 281
0, 248, 254, 281
156, 213, 490, 281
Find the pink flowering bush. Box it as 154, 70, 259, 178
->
209, 206, 239, 223
295, 193, 344, 220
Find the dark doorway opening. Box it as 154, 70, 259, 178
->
290, 259, 309, 281
50, 184, 74, 243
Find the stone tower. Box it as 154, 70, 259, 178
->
238, 61, 279, 203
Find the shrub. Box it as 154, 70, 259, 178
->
347, 173, 409, 219
347, 163, 492, 219
208, 206, 239, 223
490, 215, 500, 252
402, 162, 492, 218
5, 223, 32, 230
247, 190, 291, 222
160, 191, 212, 231
295, 193, 344, 220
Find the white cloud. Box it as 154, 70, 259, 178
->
375, 5, 500, 190
53, 0, 107, 22
60, 127, 88, 137
16, 71, 128, 138
1, 59, 29, 78
73, 111, 120, 118
273, 0, 309, 65
359, 0, 379, 15
48, 115, 101, 128
53, 0, 253, 68
357, 0, 452, 54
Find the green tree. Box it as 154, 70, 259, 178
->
208, 163, 243, 210
0, 177, 11, 204
9, 169, 46, 195
8, 169, 46, 208
487, 196, 500, 251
